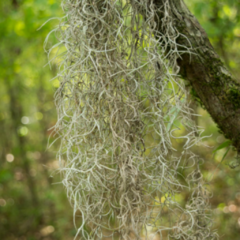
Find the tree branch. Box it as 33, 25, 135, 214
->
154, 0, 240, 153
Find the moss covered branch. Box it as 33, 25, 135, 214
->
151, 0, 240, 153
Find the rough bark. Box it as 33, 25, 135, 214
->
153, 0, 240, 153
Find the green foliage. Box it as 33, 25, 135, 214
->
186, 0, 240, 77
0, 1, 75, 239
213, 140, 232, 153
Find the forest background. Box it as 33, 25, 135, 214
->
0, 0, 240, 239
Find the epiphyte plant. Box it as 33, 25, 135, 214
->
46, 0, 218, 239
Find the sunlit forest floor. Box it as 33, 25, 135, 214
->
1, 0, 240, 239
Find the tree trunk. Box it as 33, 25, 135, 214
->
151, 0, 240, 153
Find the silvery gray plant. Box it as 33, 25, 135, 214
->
45, 0, 218, 239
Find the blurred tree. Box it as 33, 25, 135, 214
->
0, 0, 75, 239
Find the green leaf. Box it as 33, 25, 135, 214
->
221, 146, 230, 162
213, 140, 232, 153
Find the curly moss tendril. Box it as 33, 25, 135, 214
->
46, 0, 219, 239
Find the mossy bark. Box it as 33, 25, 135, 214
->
152, 0, 240, 153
